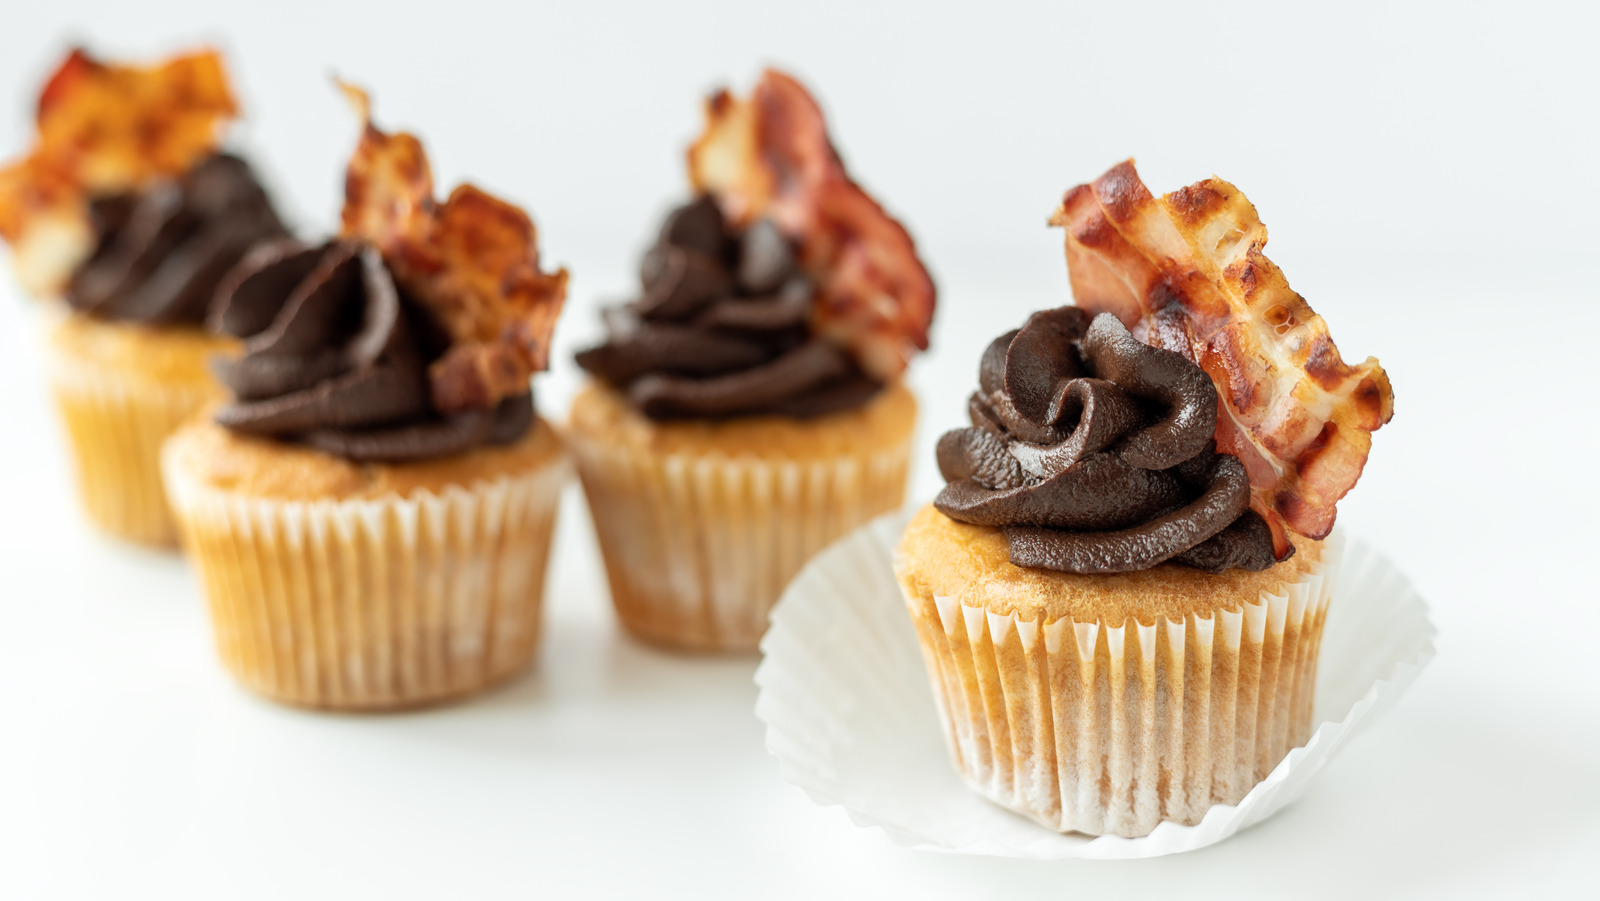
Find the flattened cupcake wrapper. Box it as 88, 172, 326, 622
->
569, 434, 911, 652
898, 534, 1341, 838
163, 454, 570, 710
46, 342, 220, 547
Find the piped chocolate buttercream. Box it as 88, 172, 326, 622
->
210, 239, 532, 462
575, 196, 882, 420
934, 307, 1284, 574
66, 153, 287, 324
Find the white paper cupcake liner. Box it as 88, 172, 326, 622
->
164, 454, 569, 710
755, 511, 1436, 858
568, 434, 910, 651
901, 533, 1337, 837
46, 335, 220, 546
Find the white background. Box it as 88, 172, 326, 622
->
1, 1, 1597, 897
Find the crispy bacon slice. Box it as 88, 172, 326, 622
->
687, 69, 934, 380
1051, 160, 1393, 551
338, 83, 568, 413
0, 47, 236, 294
0, 156, 89, 297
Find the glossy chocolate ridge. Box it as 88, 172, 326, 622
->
67, 153, 287, 324
211, 239, 532, 462
575, 196, 881, 420
935, 307, 1283, 574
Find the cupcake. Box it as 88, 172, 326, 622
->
0, 48, 288, 545
895, 160, 1395, 837
568, 70, 935, 652
161, 85, 570, 710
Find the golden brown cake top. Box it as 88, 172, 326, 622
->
566, 378, 915, 460
47, 308, 237, 386
166, 412, 564, 502
898, 503, 1322, 625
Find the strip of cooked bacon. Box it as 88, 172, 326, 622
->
687, 69, 934, 380
338, 83, 568, 413
0, 156, 87, 297
1051, 160, 1393, 552
0, 47, 236, 294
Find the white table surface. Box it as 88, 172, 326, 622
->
2, 2, 1597, 898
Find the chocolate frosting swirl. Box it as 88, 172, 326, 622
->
66, 154, 287, 324
934, 308, 1285, 574
210, 239, 532, 462
574, 196, 881, 419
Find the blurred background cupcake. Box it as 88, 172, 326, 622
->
568, 69, 936, 653
162, 85, 569, 710
0, 47, 287, 546
896, 161, 1394, 837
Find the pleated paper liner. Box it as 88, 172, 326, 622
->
566, 394, 913, 652
163, 442, 570, 711
755, 511, 1436, 858
45, 313, 229, 546
902, 534, 1337, 837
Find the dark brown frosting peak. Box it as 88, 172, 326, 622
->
935, 308, 1284, 574
574, 196, 881, 420
210, 239, 532, 462
66, 153, 287, 324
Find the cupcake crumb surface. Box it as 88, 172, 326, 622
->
898, 503, 1323, 625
